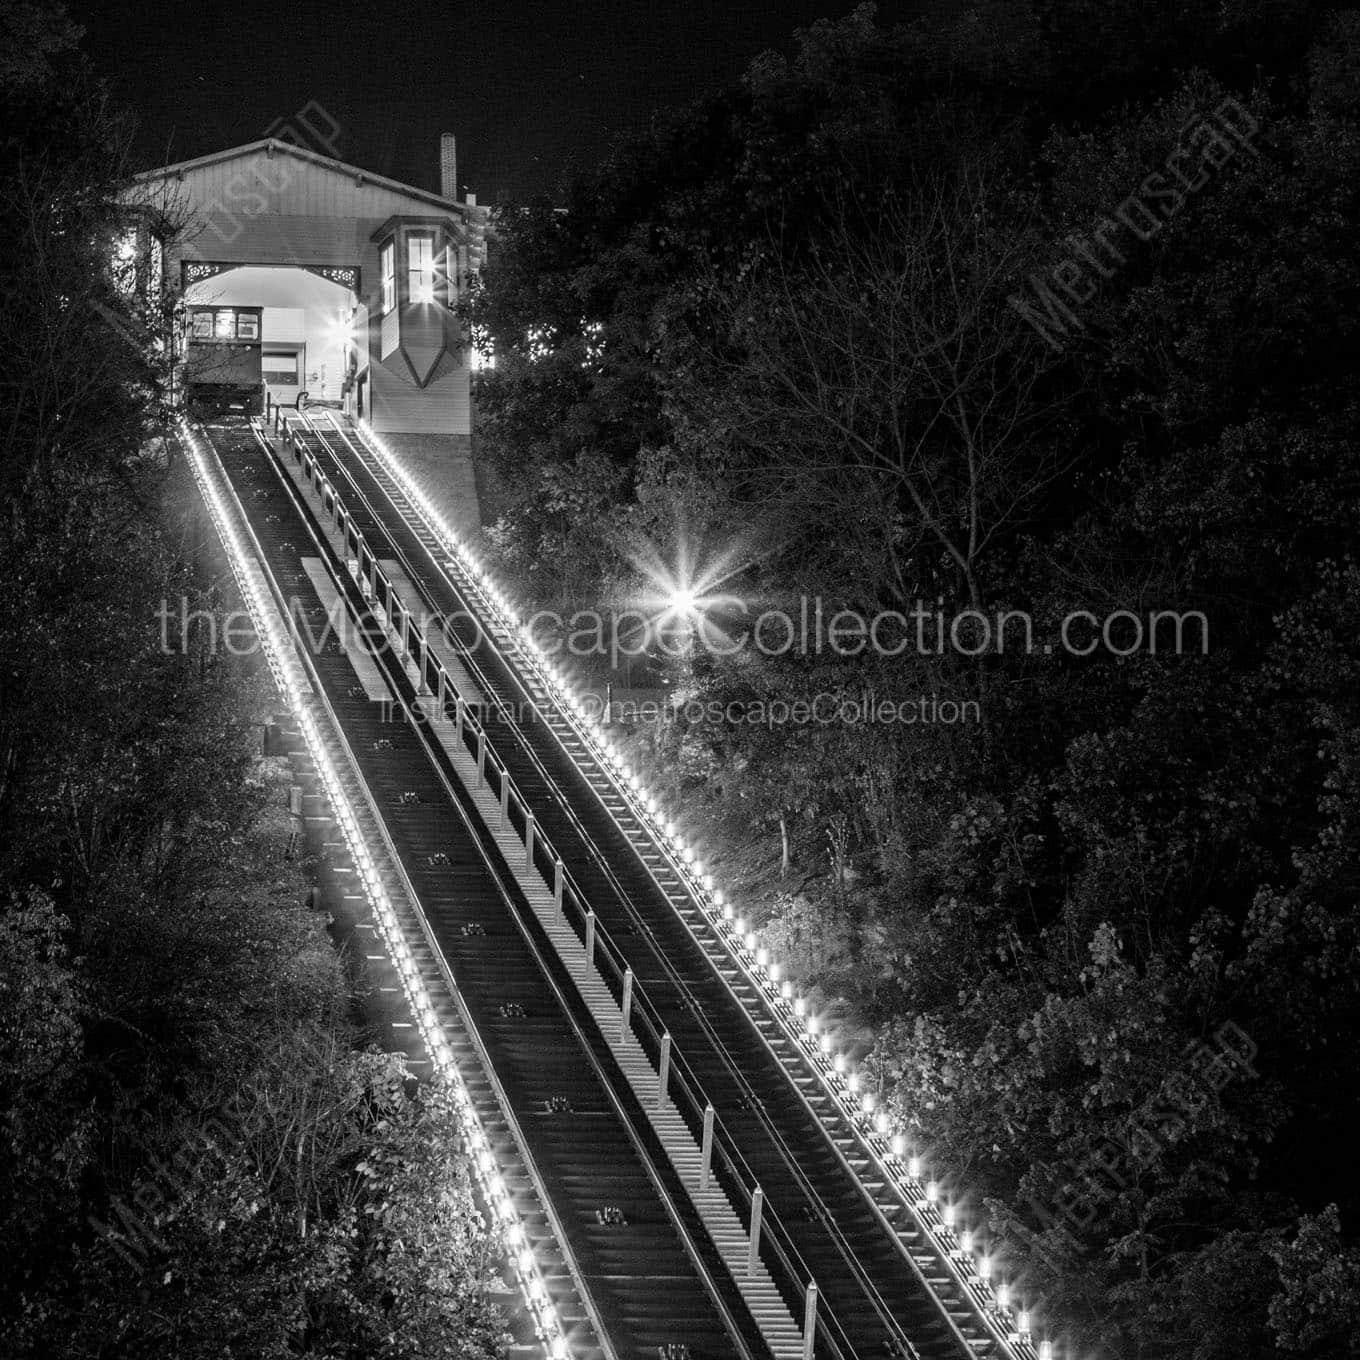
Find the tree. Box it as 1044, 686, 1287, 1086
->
672, 164, 1066, 621
55, 1032, 506, 1360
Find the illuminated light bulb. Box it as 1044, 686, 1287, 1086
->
942, 1203, 956, 1227
958, 1229, 973, 1254
832, 1052, 846, 1074
1039, 1343, 1054, 1360
518, 1250, 535, 1275
890, 1133, 906, 1157
766, 959, 779, 980
744, 932, 757, 952
978, 1255, 993, 1280
907, 1156, 922, 1179
1017, 1311, 1031, 1335
819, 1035, 832, 1055
702, 874, 714, 892
874, 1111, 889, 1134
552, 1341, 569, 1360
682, 847, 695, 866
803, 1010, 815, 1031
794, 997, 806, 1017
926, 1179, 940, 1203
780, 980, 793, 1000
846, 1071, 859, 1093
712, 889, 724, 908
734, 918, 746, 935
995, 1284, 1010, 1311
722, 904, 734, 922
861, 1093, 875, 1115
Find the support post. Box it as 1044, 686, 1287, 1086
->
584, 911, 596, 966
748, 1188, 763, 1277
499, 772, 510, 827
437, 668, 448, 719
476, 729, 487, 787
553, 859, 564, 922
454, 695, 465, 744
656, 1032, 671, 1111
620, 968, 633, 1040
415, 639, 430, 696
803, 1283, 818, 1360
524, 812, 535, 871
699, 1104, 715, 1190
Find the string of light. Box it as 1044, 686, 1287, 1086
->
181, 417, 572, 1360
350, 416, 1053, 1360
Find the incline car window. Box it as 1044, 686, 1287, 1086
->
189, 307, 262, 342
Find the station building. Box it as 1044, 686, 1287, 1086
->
133, 133, 488, 533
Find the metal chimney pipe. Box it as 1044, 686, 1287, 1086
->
440, 132, 457, 200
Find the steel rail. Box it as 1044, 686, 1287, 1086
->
244, 417, 777, 1360
316, 411, 1037, 1360
275, 411, 859, 1359
285, 413, 990, 1360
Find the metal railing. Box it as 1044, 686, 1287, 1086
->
319, 409, 1043, 1360
270, 412, 865, 1360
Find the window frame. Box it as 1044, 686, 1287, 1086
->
380, 239, 396, 315
407, 231, 436, 304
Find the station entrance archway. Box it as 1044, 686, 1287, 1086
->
182, 265, 365, 413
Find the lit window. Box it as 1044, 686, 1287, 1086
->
380, 240, 395, 314
408, 233, 436, 303
214, 309, 236, 339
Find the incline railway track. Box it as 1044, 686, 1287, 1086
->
185, 408, 1051, 1360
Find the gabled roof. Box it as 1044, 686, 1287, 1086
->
135, 138, 467, 217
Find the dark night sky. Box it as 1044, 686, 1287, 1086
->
66, 0, 925, 203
